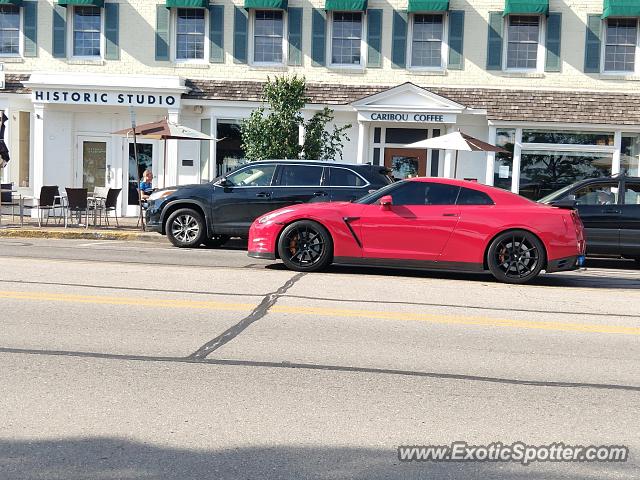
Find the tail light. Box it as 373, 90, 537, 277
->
569, 210, 586, 253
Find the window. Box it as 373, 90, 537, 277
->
0, 5, 20, 56
604, 18, 638, 72
624, 182, 640, 205
522, 130, 614, 146
424, 183, 460, 205
494, 129, 515, 191
226, 165, 276, 187
506, 15, 540, 70
385, 128, 427, 144
73, 6, 101, 57
573, 182, 619, 205
176, 8, 205, 60
410, 14, 444, 68
374, 181, 459, 206
279, 165, 323, 186
328, 168, 366, 187
331, 12, 362, 65
622, 133, 640, 176
457, 188, 494, 205
253, 10, 284, 64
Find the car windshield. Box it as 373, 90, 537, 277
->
538, 183, 577, 204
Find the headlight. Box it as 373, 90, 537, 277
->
148, 189, 177, 201
258, 208, 295, 224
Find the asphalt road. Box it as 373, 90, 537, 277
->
0, 237, 639, 480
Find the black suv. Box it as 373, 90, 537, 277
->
539, 174, 640, 263
146, 160, 393, 247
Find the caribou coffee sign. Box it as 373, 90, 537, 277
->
32, 89, 178, 107
363, 111, 456, 123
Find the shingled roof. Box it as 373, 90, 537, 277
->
185, 79, 640, 126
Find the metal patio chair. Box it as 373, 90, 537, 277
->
102, 187, 122, 227
34, 185, 63, 227
64, 188, 90, 228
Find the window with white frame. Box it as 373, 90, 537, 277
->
0, 5, 20, 56
73, 6, 102, 57
176, 8, 205, 60
505, 15, 540, 70
604, 18, 638, 72
331, 11, 363, 66
253, 10, 284, 64
410, 13, 444, 68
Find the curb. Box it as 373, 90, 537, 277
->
0, 228, 168, 243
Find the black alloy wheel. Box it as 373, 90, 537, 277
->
166, 208, 205, 248
204, 234, 230, 248
487, 230, 546, 284
277, 220, 333, 272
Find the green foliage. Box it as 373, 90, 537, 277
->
241, 75, 351, 161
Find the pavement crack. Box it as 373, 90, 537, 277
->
187, 273, 306, 360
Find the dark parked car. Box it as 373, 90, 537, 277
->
146, 160, 393, 247
539, 174, 640, 264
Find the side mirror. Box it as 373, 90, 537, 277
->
217, 176, 231, 187
379, 195, 393, 209
551, 198, 577, 209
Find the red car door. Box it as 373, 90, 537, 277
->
357, 182, 461, 261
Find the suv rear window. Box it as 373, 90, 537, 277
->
279, 165, 323, 186
328, 168, 366, 187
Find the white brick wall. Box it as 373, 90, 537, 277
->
5, 0, 639, 93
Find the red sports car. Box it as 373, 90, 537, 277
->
248, 178, 586, 284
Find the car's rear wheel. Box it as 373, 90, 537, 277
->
166, 208, 205, 248
203, 234, 230, 248
278, 220, 333, 272
487, 230, 546, 284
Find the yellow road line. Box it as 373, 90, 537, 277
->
0, 290, 638, 336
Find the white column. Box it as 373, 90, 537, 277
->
356, 121, 368, 164
485, 126, 497, 185
32, 104, 45, 198
210, 115, 217, 180
165, 108, 180, 187
612, 130, 622, 175
443, 125, 454, 178
511, 128, 523, 194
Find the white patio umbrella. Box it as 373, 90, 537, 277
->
405, 131, 508, 178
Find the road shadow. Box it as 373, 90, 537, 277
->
0, 438, 635, 480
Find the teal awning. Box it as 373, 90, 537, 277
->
0, 0, 23, 6
165, 0, 209, 7
407, 0, 449, 13
503, 0, 549, 16
602, 0, 640, 18
244, 0, 288, 9
57, 0, 104, 6
324, 0, 367, 11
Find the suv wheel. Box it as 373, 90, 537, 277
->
166, 208, 205, 248
204, 234, 230, 248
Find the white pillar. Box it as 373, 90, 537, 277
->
443, 125, 454, 178
511, 128, 523, 194
356, 121, 368, 164
485, 126, 497, 185
165, 108, 180, 187
612, 130, 622, 175
210, 115, 217, 180
32, 103, 45, 198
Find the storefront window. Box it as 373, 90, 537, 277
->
622, 133, 640, 176
385, 128, 427, 144
519, 150, 613, 200
17, 111, 30, 188
522, 130, 614, 146
216, 120, 245, 177
0, 5, 20, 56
494, 129, 515, 190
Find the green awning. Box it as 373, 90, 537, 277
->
57, 0, 104, 6
165, 0, 209, 7
503, 0, 549, 16
407, 0, 449, 13
244, 0, 288, 9
0, 0, 23, 6
324, 0, 367, 11
602, 0, 640, 18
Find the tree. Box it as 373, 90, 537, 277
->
241, 75, 351, 161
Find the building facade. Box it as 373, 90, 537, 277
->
1, 0, 640, 215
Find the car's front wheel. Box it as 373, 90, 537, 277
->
487, 230, 546, 284
166, 208, 205, 248
278, 220, 333, 272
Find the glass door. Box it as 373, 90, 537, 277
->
76, 136, 112, 190
125, 141, 157, 216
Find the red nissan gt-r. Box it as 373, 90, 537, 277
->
248, 178, 586, 284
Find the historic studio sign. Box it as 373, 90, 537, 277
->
32, 89, 178, 107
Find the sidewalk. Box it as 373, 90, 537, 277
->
0, 215, 167, 242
